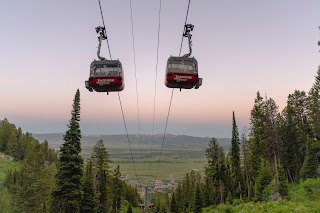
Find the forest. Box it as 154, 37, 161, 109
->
1, 67, 320, 212
152, 67, 320, 212
0, 90, 141, 213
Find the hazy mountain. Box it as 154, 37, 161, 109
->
33, 133, 231, 150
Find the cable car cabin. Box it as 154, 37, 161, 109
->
85, 60, 124, 93
165, 56, 202, 90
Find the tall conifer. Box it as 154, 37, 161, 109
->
51, 89, 84, 213
300, 136, 318, 179
81, 161, 96, 213
229, 112, 242, 197
249, 91, 266, 180
170, 192, 178, 213
192, 184, 202, 213
112, 165, 123, 213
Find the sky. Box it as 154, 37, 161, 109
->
0, 0, 320, 138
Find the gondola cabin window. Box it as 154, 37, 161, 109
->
167, 61, 195, 73
91, 64, 122, 77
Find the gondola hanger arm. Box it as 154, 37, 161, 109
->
96, 26, 107, 60
182, 24, 194, 58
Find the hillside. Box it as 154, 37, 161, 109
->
33, 133, 231, 155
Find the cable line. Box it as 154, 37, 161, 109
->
155, 0, 192, 179
97, 0, 138, 180
129, 0, 143, 163
97, 0, 112, 59
150, 0, 162, 179
179, 0, 191, 57
155, 88, 174, 179
118, 92, 138, 180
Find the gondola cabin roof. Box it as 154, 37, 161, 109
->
90, 59, 122, 67
167, 56, 198, 64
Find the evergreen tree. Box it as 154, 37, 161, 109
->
313, 65, 320, 92
126, 204, 133, 213
226, 191, 233, 205
6, 131, 18, 156
91, 140, 112, 173
192, 184, 202, 213
15, 144, 52, 212
112, 165, 123, 213
249, 91, 266, 180
264, 98, 280, 173
81, 161, 96, 213
205, 138, 228, 204
170, 192, 178, 213
51, 89, 84, 213
254, 160, 273, 201
124, 184, 140, 207
300, 136, 318, 179
174, 182, 183, 212
91, 140, 112, 210
41, 140, 49, 161
308, 88, 320, 163
280, 90, 308, 182
154, 197, 161, 213
202, 175, 214, 207
278, 164, 288, 197
229, 111, 242, 198
241, 132, 251, 199
98, 170, 108, 213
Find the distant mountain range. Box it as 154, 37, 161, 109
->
33, 133, 231, 151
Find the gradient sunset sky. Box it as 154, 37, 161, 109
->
1, 0, 320, 137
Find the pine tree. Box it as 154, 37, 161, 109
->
170, 192, 178, 213
98, 170, 108, 213
226, 191, 233, 205
249, 91, 266, 180
205, 137, 228, 204
126, 204, 133, 213
241, 132, 251, 199
91, 140, 112, 173
15, 144, 52, 212
202, 175, 214, 207
6, 131, 18, 156
300, 136, 318, 179
278, 164, 288, 197
174, 182, 183, 212
280, 90, 309, 182
81, 160, 96, 213
91, 140, 112, 210
229, 111, 242, 198
51, 89, 84, 213
313, 65, 320, 92
124, 184, 140, 207
154, 197, 161, 213
112, 165, 123, 213
192, 184, 202, 213
254, 160, 273, 201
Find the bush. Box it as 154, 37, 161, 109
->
302, 178, 320, 200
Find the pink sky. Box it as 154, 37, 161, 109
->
1, 0, 319, 137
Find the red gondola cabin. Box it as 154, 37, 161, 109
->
85, 59, 124, 93
165, 56, 202, 89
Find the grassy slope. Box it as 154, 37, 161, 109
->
203, 179, 320, 213
0, 154, 20, 184
0, 154, 21, 213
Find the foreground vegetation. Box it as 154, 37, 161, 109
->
203, 178, 320, 212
